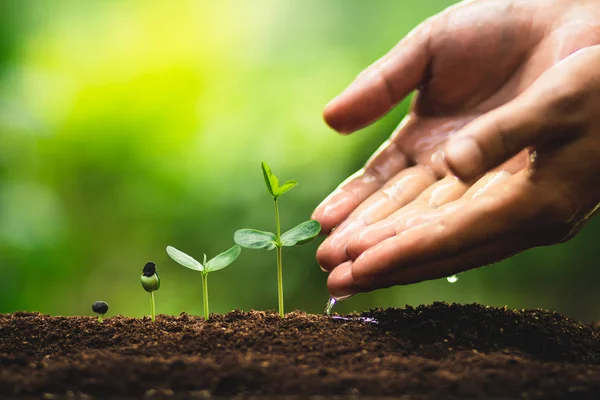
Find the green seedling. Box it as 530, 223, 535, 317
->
92, 301, 109, 323
141, 262, 160, 322
234, 161, 321, 317
166, 244, 241, 320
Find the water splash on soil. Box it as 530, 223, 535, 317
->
324, 296, 378, 324
331, 315, 379, 324
324, 297, 337, 315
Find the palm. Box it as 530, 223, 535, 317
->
313, 0, 600, 295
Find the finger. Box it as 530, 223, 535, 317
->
323, 24, 431, 133
352, 171, 540, 278
316, 218, 366, 271
374, 233, 532, 286
327, 233, 535, 298
349, 165, 437, 224
461, 170, 512, 199
346, 175, 468, 259
316, 165, 436, 270
312, 138, 408, 234
346, 169, 512, 261
326, 261, 357, 300
443, 101, 545, 182
443, 51, 589, 182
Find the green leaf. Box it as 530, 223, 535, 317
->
205, 244, 242, 272
277, 180, 298, 197
281, 220, 321, 246
234, 229, 277, 250
166, 246, 203, 271
261, 161, 279, 198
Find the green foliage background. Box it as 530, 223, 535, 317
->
1, 0, 599, 321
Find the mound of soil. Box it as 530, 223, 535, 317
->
1, 302, 599, 399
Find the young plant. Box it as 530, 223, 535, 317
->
141, 262, 160, 322
234, 161, 321, 317
92, 301, 109, 323
166, 244, 241, 320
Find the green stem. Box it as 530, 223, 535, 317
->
276, 245, 283, 317
202, 272, 209, 320
150, 291, 156, 322
274, 197, 284, 317
97, 314, 103, 323
274, 198, 281, 238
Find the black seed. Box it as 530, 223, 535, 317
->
143, 262, 156, 277
92, 301, 109, 315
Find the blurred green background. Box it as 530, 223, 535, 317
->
1, 0, 599, 322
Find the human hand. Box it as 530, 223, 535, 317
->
312, 0, 600, 298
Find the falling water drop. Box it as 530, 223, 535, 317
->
324, 297, 337, 315
447, 275, 458, 283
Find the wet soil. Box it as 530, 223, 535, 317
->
1, 302, 599, 399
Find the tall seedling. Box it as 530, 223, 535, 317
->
234, 162, 321, 317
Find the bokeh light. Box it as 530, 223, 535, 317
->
1, 0, 599, 321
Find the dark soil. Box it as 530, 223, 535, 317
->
1, 302, 600, 399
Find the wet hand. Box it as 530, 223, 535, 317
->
312, 0, 600, 298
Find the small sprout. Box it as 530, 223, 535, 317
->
92, 301, 109, 323
166, 244, 241, 320
141, 262, 160, 322
234, 162, 321, 317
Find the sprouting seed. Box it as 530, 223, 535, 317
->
92, 301, 109, 323
141, 262, 160, 322
234, 161, 321, 317
166, 244, 241, 320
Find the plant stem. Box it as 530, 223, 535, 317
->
274, 197, 284, 317
276, 245, 283, 317
274, 198, 281, 239
150, 291, 156, 322
97, 315, 103, 323
202, 272, 209, 320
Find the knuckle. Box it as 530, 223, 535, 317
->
350, 268, 380, 290
485, 116, 522, 163
544, 84, 589, 123
346, 239, 365, 260
488, 117, 511, 156
371, 63, 395, 105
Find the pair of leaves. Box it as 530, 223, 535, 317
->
234, 220, 321, 250
262, 161, 297, 199
166, 244, 241, 273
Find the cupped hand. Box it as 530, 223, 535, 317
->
312, 0, 600, 298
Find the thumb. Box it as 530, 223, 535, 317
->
443, 46, 600, 182
324, 25, 431, 134
443, 100, 547, 182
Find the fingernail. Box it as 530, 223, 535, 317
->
445, 137, 484, 180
